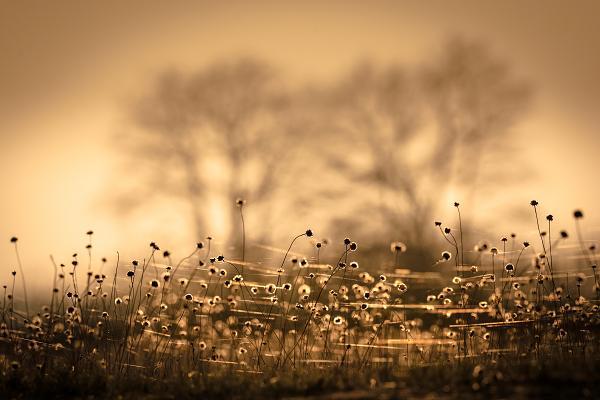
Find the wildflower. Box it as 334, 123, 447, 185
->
298, 284, 310, 295
150, 279, 160, 288
10, 237, 18, 243
333, 316, 343, 325
349, 242, 358, 251
236, 198, 246, 207
127, 270, 134, 278
441, 251, 452, 261
504, 263, 515, 273
350, 261, 359, 269
305, 229, 313, 237
265, 283, 277, 294
574, 210, 584, 219
530, 200, 538, 206
396, 282, 408, 292
184, 293, 193, 301
390, 241, 407, 253
114, 298, 123, 305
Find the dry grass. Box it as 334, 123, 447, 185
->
1, 200, 599, 399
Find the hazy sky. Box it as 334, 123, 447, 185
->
1, 1, 599, 282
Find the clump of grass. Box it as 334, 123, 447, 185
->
1, 200, 599, 398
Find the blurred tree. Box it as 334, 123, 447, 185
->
320, 39, 531, 260
115, 60, 308, 250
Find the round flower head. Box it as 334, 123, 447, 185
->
390, 241, 407, 253
441, 251, 452, 261
298, 284, 311, 295
396, 282, 408, 293
265, 283, 277, 294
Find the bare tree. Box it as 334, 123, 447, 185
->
421, 39, 531, 203
320, 39, 531, 252
115, 60, 307, 249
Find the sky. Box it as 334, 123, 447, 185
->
1, 0, 599, 284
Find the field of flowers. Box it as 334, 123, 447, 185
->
1, 200, 599, 399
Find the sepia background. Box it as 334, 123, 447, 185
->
1, 0, 599, 288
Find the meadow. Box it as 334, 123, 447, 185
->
1, 200, 599, 399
